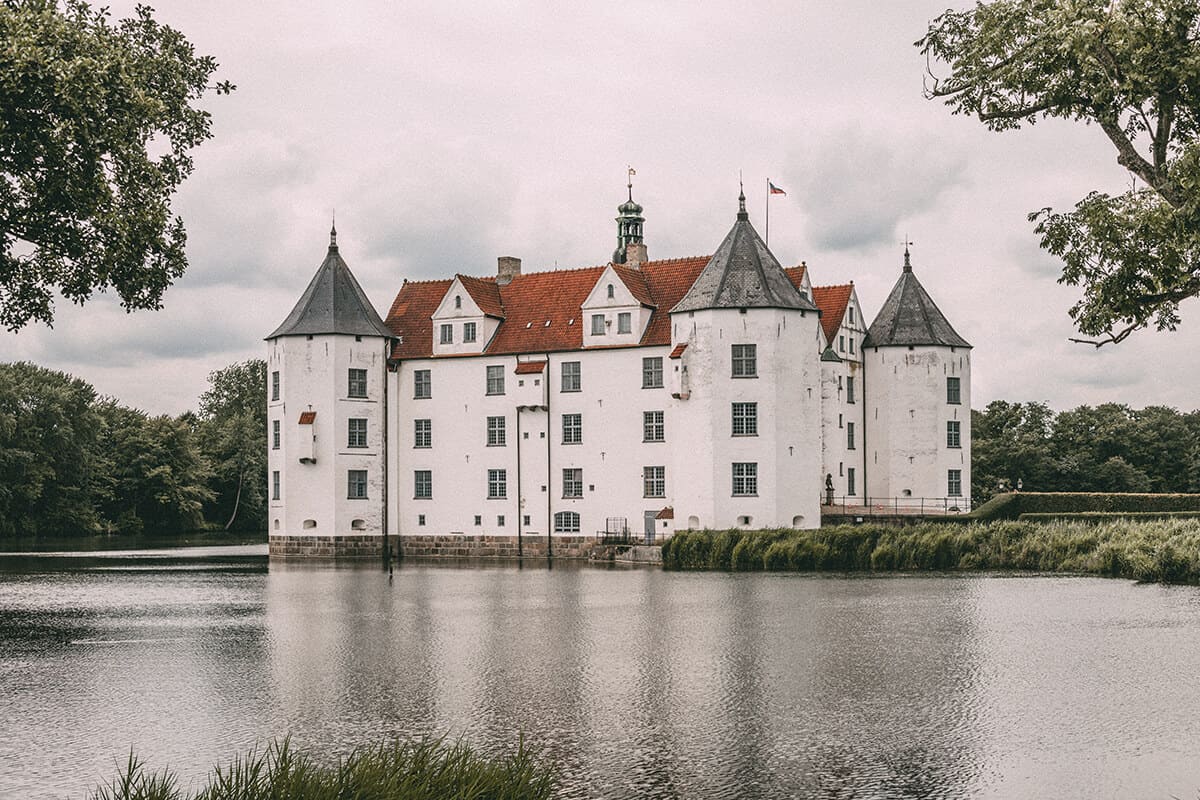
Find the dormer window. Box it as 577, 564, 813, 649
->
591, 314, 605, 335
440, 323, 453, 344
606, 284, 615, 299
455, 295, 462, 309
618, 312, 631, 334
463, 322, 477, 343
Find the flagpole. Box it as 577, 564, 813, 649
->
765, 178, 770, 246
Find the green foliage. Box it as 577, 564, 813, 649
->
1018, 511, 1200, 521
0, 361, 101, 536
971, 400, 1200, 499
970, 491, 1200, 521
88, 737, 556, 800
663, 520, 1200, 584
919, 0, 1200, 344
0, 0, 233, 330
194, 360, 267, 530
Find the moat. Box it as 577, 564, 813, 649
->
1, 544, 1198, 798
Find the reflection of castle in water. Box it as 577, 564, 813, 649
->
263, 564, 984, 797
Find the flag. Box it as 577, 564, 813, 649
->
769, 181, 786, 195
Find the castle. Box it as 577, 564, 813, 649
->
266, 187, 972, 558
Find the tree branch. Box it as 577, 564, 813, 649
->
1096, 116, 1181, 206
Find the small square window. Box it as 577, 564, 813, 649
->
731, 344, 757, 377
523, 515, 531, 526
475, 515, 482, 526
732, 462, 757, 496
418, 514, 426, 526
732, 402, 757, 436
497, 515, 505, 526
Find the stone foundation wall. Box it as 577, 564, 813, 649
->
400, 534, 600, 559
269, 534, 385, 559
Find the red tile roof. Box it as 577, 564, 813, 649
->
783, 264, 807, 289
514, 361, 546, 374
385, 255, 814, 359
298, 411, 317, 424
669, 343, 688, 359
457, 274, 505, 318
812, 284, 853, 346
655, 506, 674, 520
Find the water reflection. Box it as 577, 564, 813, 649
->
2, 549, 1200, 799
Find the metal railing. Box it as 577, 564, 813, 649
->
820, 495, 975, 516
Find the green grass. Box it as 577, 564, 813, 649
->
88, 737, 555, 800
968, 492, 1200, 521
661, 519, 1200, 584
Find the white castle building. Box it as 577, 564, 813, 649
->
266, 188, 971, 558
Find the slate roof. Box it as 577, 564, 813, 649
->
672, 200, 816, 314
268, 230, 395, 340
812, 284, 853, 345
865, 255, 970, 349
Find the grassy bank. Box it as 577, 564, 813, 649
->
661, 519, 1200, 584
88, 737, 554, 800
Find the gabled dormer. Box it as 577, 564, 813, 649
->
430, 274, 504, 355
580, 264, 655, 346
812, 283, 866, 362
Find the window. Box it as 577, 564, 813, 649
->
562, 413, 582, 444
563, 468, 583, 498
849, 307, 855, 324
485, 365, 505, 395
348, 418, 367, 448
488, 469, 507, 499
839, 335, 845, 352
947, 420, 962, 448
732, 402, 758, 436
618, 312, 631, 334
418, 514, 425, 526
454, 295, 462, 309
591, 314, 605, 335
848, 467, 857, 495
554, 511, 580, 533
414, 470, 432, 499
272, 420, 280, 449
947, 376, 961, 405
846, 376, 856, 404
732, 462, 758, 496
847, 422, 856, 449
474, 515, 482, 526
731, 344, 757, 377
606, 283, 615, 299
487, 415, 506, 446
414, 418, 431, 448
561, 361, 581, 392
642, 356, 663, 388
643, 410, 664, 442
849, 337, 856, 354
463, 322, 477, 343
439, 323, 453, 344
348, 368, 367, 398
271, 371, 280, 401
347, 470, 368, 499
414, 369, 431, 399
643, 466, 665, 498
497, 515, 505, 526
272, 470, 280, 500
948, 469, 963, 497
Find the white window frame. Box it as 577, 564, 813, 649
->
731, 344, 757, 378
562, 413, 582, 444
618, 312, 632, 334
487, 415, 506, 446
732, 402, 757, 436
488, 469, 507, 499
414, 470, 432, 499
561, 361, 581, 392
947, 376, 961, 405
563, 468, 583, 498
554, 511, 580, 533
347, 469, 368, 499
272, 420, 280, 449
643, 410, 664, 442
591, 314, 605, 335
948, 469, 963, 497
643, 465, 665, 498
414, 369, 431, 399
348, 368, 368, 398
348, 418, 368, 448
463, 321, 477, 343
439, 323, 453, 344
732, 462, 758, 496
642, 356, 663, 388
947, 420, 962, 448
486, 365, 505, 396
414, 418, 431, 448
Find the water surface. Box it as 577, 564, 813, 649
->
1, 546, 1198, 798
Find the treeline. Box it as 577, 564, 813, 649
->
973, 401, 1200, 501
0, 360, 266, 538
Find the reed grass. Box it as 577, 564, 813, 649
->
87, 737, 555, 800
661, 519, 1200, 584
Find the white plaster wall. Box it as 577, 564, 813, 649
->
391, 346, 674, 540
670, 307, 823, 530
268, 334, 389, 537
863, 345, 971, 508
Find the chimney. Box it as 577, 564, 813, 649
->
497, 256, 521, 285
625, 242, 648, 268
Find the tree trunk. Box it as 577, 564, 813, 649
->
224, 472, 243, 530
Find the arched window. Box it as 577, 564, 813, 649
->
302, 519, 317, 529
687, 515, 700, 530
351, 518, 366, 530
554, 511, 580, 533
454, 295, 462, 309
791, 515, 804, 528
606, 284, 614, 299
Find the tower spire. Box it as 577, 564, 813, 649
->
902, 236, 912, 272
737, 179, 748, 221
330, 215, 338, 250
613, 172, 645, 264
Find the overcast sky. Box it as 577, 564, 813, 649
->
4, 0, 1197, 414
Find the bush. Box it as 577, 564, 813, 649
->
970, 492, 1200, 521
662, 519, 1200, 585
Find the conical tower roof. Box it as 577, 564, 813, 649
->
672, 190, 816, 313
267, 225, 395, 340
864, 249, 970, 348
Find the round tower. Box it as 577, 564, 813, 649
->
862, 247, 972, 511
668, 189, 824, 530
265, 225, 396, 557
612, 176, 645, 264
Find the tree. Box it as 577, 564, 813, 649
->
0, 361, 101, 536
919, 0, 1200, 345
0, 1, 233, 330
195, 359, 266, 530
